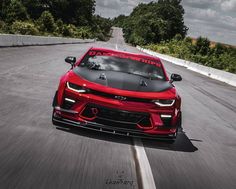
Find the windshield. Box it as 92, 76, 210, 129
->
79, 50, 165, 80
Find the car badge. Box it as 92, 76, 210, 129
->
115, 96, 127, 101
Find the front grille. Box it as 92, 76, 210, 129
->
80, 104, 151, 130
89, 89, 151, 103
97, 107, 145, 123
94, 118, 137, 130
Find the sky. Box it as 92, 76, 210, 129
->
95, 0, 236, 45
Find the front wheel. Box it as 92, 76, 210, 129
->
168, 112, 182, 143
52, 91, 58, 107
176, 112, 182, 133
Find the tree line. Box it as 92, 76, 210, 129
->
0, 0, 112, 40
112, 0, 236, 74
146, 36, 236, 74
113, 0, 188, 45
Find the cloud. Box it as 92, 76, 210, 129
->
183, 0, 236, 45
96, 0, 120, 9
185, 8, 217, 20
96, 0, 136, 17
182, 0, 221, 9
221, 0, 236, 11
95, 0, 236, 45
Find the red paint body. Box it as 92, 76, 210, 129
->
52, 47, 182, 139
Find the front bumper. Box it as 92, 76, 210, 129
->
52, 113, 177, 140
52, 87, 180, 139
52, 103, 178, 139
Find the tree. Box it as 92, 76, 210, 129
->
158, 0, 188, 39
5, 0, 28, 23
174, 34, 183, 41
21, 0, 95, 27
43, 0, 95, 26
21, 0, 47, 19
194, 37, 210, 56
11, 20, 39, 35
213, 43, 225, 57
0, 0, 111, 41
0, 0, 10, 19
37, 11, 56, 33
120, 0, 188, 45
112, 15, 127, 27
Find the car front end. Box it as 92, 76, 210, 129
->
52, 48, 182, 140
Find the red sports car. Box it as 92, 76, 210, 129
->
52, 47, 182, 140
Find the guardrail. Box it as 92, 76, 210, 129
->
137, 46, 236, 87
0, 34, 95, 47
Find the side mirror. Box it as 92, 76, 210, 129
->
65, 56, 76, 67
170, 73, 182, 82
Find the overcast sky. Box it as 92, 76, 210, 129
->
95, 0, 236, 45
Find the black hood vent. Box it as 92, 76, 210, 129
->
140, 79, 147, 87
99, 73, 106, 80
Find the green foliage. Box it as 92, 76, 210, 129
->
145, 37, 236, 74
116, 0, 188, 45
62, 24, 79, 38
50, 0, 95, 26
37, 11, 56, 33
55, 19, 64, 36
174, 34, 183, 41
112, 15, 127, 27
0, 20, 6, 32
214, 43, 226, 57
11, 21, 39, 35
92, 15, 112, 41
21, 0, 46, 19
0, 0, 111, 40
77, 27, 92, 39
5, 0, 29, 23
21, 0, 95, 26
194, 37, 210, 56
184, 37, 192, 43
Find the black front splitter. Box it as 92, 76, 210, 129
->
52, 116, 176, 141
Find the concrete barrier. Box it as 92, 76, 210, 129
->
0, 34, 95, 47
137, 46, 236, 87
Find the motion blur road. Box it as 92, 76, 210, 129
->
0, 28, 236, 189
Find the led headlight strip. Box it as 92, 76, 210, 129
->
67, 82, 87, 93
152, 99, 175, 107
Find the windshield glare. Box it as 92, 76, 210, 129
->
79, 51, 165, 80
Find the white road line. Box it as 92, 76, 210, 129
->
133, 138, 156, 189
115, 44, 118, 50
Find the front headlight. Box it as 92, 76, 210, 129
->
152, 99, 175, 107
66, 82, 87, 93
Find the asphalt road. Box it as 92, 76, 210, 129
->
0, 27, 236, 189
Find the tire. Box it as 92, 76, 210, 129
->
52, 110, 58, 126
52, 91, 58, 126
177, 112, 182, 132
52, 91, 58, 107
167, 112, 182, 143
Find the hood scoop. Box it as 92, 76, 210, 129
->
99, 73, 106, 80
140, 79, 147, 87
